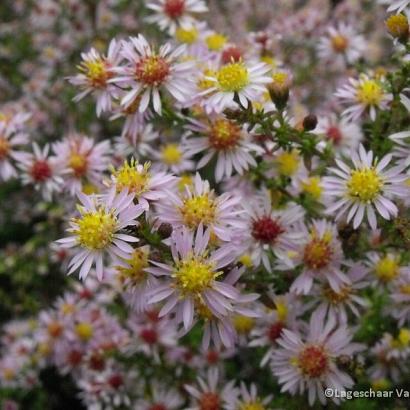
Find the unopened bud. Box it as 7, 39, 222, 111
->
267, 71, 291, 110
386, 14, 409, 41
303, 114, 318, 131
158, 223, 173, 238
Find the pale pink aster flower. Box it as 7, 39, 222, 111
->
184, 368, 238, 410
135, 380, 184, 410
271, 310, 363, 406
389, 268, 410, 326
146, 0, 208, 34
68, 39, 122, 117
240, 192, 305, 271
200, 60, 271, 113
56, 188, 143, 280
112, 34, 196, 114
365, 251, 404, 286
146, 225, 241, 330
151, 141, 195, 174
289, 219, 350, 295
323, 144, 407, 229
156, 173, 245, 241
184, 116, 264, 181
335, 75, 392, 121
15, 143, 63, 201
317, 23, 365, 67
109, 158, 177, 210
52, 133, 111, 195
226, 382, 273, 410
0, 120, 29, 181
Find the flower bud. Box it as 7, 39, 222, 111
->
386, 14, 409, 42
303, 114, 318, 131
267, 71, 291, 110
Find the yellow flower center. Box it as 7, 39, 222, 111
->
239, 401, 266, 410
276, 150, 300, 177
322, 285, 352, 304
175, 26, 198, 44
74, 208, 117, 250
303, 231, 333, 270
297, 345, 329, 378
3, 368, 15, 381
116, 248, 149, 286
178, 173, 193, 192
301, 176, 322, 199
179, 194, 217, 229
374, 256, 399, 282
386, 14, 409, 38
79, 59, 111, 88
209, 118, 241, 150
233, 315, 255, 334
239, 254, 253, 268
112, 160, 151, 197
356, 80, 384, 106
75, 322, 93, 341
347, 167, 382, 202
197, 68, 217, 90
372, 379, 391, 391
172, 255, 220, 295
69, 152, 88, 177
400, 284, 410, 294
331, 34, 349, 53
161, 143, 182, 165
216, 62, 249, 92
135, 55, 170, 85
0, 136, 10, 160
61, 303, 76, 316
205, 33, 227, 51
275, 300, 288, 322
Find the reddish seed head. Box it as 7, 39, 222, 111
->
163, 0, 185, 19
326, 126, 342, 145
298, 345, 329, 378
31, 160, 52, 182
252, 216, 284, 244
108, 373, 124, 389
221, 46, 243, 64
140, 328, 158, 344
199, 392, 220, 410
267, 321, 284, 343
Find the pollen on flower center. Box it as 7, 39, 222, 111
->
161, 143, 182, 165
239, 402, 266, 410
179, 194, 217, 229
0, 136, 10, 160
75, 322, 93, 341
297, 345, 329, 378
347, 168, 382, 202
303, 236, 333, 270
172, 255, 219, 294
135, 55, 170, 86
175, 26, 198, 44
69, 152, 88, 177
216, 62, 249, 92
301, 177, 322, 199
80, 59, 111, 88
163, 0, 185, 19
209, 119, 242, 150
116, 248, 149, 286
233, 315, 255, 334
356, 80, 383, 105
276, 150, 300, 176
322, 285, 352, 304
205, 33, 227, 51
74, 208, 117, 250
199, 392, 220, 410
374, 256, 399, 282
331, 34, 349, 53
252, 216, 284, 244
112, 160, 151, 196
31, 160, 52, 182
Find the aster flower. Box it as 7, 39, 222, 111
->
69, 39, 122, 117
200, 59, 271, 113
386, 0, 410, 13
146, 225, 241, 330
146, 0, 208, 34
56, 188, 143, 280
112, 34, 196, 114
317, 23, 365, 67
184, 116, 264, 181
225, 382, 273, 410
0, 120, 29, 181
366, 251, 404, 286
389, 129, 410, 164
389, 268, 410, 326
271, 310, 363, 406
109, 158, 177, 210
288, 219, 349, 295
323, 144, 407, 229
136, 380, 184, 410
152, 142, 195, 174
52, 133, 111, 195
335, 75, 392, 121
156, 173, 245, 241
15, 143, 63, 201
184, 368, 238, 410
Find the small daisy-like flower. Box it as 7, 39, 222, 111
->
16, 143, 63, 201
317, 23, 365, 66
323, 144, 407, 229
56, 188, 143, 280
146, 0, 208, 34
366, 252, 403, 285
185, 116, 264, 181
152, 142, 195, 174
385, 0, 410, 13
335, 75, 392, 121
113, 34, 196, 114
52, 133, 111, 195
136, 380, 184, 410
146, 225, 240, 330
200, 60, 271, 113
109, 158, 177, 210
289, 219, 349, 295
185, 368, 238, 410
68, 39, 122, 116
241, 192, 305, 271
226, 382, 272, 410
389, 269, 410, 326
0, 120, 29, 181
156, 173, 245, 241
271, 310, 363, 406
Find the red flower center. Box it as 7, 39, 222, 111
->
209, 119, 242, 150
221, 46, 243, 64
326, 126, 342, 145
89, 353, 105, 371
298, 345, 329, 378
252, 216, 284, 244
0, 136, 10, 160
108, 373, 124, 389
31, 160, 52, 182
140, 328, 158, 344
267, 321, 284, 343
199, 392, 220, 410
135, 55, 170, 86
163, 0, 185, 19
206, 350, 219, 364
149, 404, 167, 410
67, 350, 83, 366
